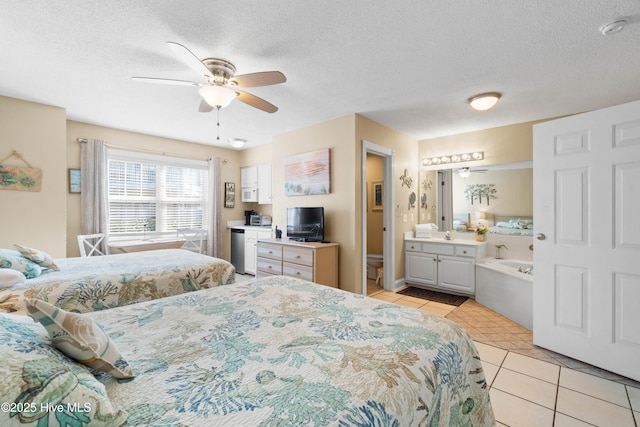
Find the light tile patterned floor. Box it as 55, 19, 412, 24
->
370, 289, 640, 427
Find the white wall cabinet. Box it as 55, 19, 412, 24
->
257, 163, 272, 204
244, 229, 272, 275
404, 239, 486, 295
241, 166, 258, 189
241, 163, 272, 204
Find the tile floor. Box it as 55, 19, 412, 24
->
370, 289, 640, 426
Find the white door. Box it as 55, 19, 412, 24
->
533, 99, 640, 381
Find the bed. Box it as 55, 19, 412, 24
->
453, 213, 471, 232
0, 249, 235, 315
0, 275, 495, 426
488, 215, 534, 236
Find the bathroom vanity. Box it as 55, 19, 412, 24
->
404, 237, 487, 295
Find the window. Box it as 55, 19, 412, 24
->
107, 150, 208, 235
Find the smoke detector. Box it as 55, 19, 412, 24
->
599, 19, 627, 36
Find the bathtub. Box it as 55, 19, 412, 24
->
476, 259, 533, 330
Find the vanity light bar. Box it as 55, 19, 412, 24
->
422, 151, 484, 166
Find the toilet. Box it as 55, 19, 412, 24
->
366, 254, 383, 280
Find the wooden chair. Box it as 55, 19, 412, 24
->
77, 233, 110, 257
177, 228, 205, 254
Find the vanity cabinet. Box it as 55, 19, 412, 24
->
404, 239, 486, 295
256, 239, 339, 287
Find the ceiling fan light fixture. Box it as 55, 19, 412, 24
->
228, 138, 246, 148
468, 92, 501, 111
199, 85, 237, 108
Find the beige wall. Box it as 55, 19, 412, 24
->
0, 96, 67, 257
66, 121, 243, 259
272, 115, 357, 291
419, 120, 540, 168
356, 115, 419, 289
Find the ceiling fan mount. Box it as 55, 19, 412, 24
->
202, 58, 237, 85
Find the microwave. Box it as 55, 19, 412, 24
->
242, 187, 258, 202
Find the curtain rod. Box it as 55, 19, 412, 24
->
76, 137, 228, 163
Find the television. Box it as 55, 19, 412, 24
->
287, 207, 324, 242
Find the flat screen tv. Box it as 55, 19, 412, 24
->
287, 207, 324, 242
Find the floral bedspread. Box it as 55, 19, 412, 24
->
90, 276, 495, 426
0, 249, 235, 315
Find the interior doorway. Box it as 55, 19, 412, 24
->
361, 140, 394, 296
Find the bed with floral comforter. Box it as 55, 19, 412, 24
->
0, 249, 235, 315
87, 275, 495, 426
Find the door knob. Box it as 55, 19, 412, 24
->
536, 233, 546, 241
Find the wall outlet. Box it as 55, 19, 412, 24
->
402, 214, 407, 223
427, 212, 432, 220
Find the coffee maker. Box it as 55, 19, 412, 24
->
244, 210, 256, 226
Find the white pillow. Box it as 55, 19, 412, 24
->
0, 268, 26, 289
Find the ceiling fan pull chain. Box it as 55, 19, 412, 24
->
216, 107, 221, 140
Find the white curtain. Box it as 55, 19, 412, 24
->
206, 157, 222, 257
80, 139, 108, 236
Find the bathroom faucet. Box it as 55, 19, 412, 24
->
495, 244, 508, 259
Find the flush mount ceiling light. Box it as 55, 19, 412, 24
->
468, 92, 501, 111
599, 18, 628, 36
228, 138, 246, 148
423, 151, 484, 166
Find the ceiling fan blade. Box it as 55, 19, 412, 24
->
166, 41, 213, 79
235, 90, 278, 113
230, 71, 286, 88
132, 77, 200, 86
198, 99, 214, 113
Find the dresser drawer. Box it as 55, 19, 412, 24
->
283, 246, 314, 267
257, 257, 283, 275
455, 246, 476, 258
283, 262, 314, 281
257, 243, 283, 261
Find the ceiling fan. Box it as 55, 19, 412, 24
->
132, 42, 286, 114
456, 167, 488, 178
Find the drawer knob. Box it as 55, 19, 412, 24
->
462, 250, 467, 254
268, 250, 273, 254
295, 255, 301, 258
296, 271, 301, 275
268, 265, 272, 269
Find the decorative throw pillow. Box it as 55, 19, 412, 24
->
0, 268, 26, 289
0, 315, 128, 426
0, 248, 43, 279
13, 243, 60, 271
25, 299, 135, 379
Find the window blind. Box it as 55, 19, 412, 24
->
107, 150, 208, 235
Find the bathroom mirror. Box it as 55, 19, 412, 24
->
419, 162, 533, 234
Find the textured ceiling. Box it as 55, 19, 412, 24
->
2, 1, 640, 149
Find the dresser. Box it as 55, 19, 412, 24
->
256, 239, 339, 287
